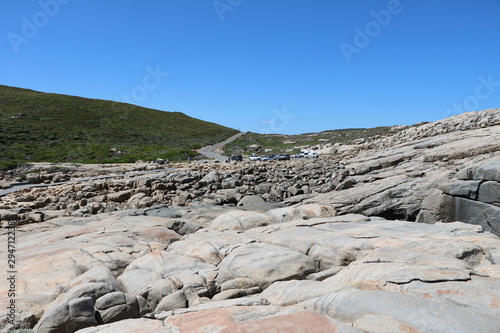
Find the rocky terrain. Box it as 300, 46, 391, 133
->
1, 109, 500, 332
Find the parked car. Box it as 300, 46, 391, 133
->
301, 149, 319, 159
249, 153, 260, 161
230, 155, 243, 162
266, 154, 278, 161
278, 154, 290, 161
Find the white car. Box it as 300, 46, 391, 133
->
300, 149, 319, 159
304, 152, 319, 159
249, 153, 260, 161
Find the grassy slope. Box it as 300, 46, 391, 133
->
0, 85, 239, 168
223, 126, 411, 155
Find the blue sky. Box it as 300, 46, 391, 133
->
1, 0, 499, 134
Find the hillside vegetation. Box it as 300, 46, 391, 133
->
223, 126, 417, 155
0, 85, 238, 169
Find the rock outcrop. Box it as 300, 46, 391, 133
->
1, 109, 500, 332
2, 206, 500, 332
418, 158, 500, 236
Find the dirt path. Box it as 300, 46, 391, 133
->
198, 132, 245, 162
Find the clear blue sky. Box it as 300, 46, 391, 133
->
1, 0, 499, 134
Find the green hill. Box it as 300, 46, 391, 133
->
222, 126, 413, 155
0, 85, 239, 169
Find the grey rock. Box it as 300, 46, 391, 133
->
76, 318, 167, 333
216, 242, 316, 288
155, 291, 187, 312
301, 287, 500, 333
117, 269, 162, 298
486, 248, 500, 264
95, 292, 139, 324
65, 266, 120, 302
65, 283, 115, 304
220, 189, 239, 203
68, 297, 95, 319
261, 280, 342, 306
478, 181, 500, 204
95, 292, 127, 310
209, 210, 273, 231
287, 186, 304, 196
34, 301, 70, 333
147, 279, 179, 309
473, 158, 500, 182
237, 195, 265, 206
165, 219, 202, 235
198, 170, 220, 186
219, 278, 258, 292
266, 206, 303, 223
211, 286, 261, 301
34, 297, 98, 333
439, 180, 482, 199
306, 267, 343, 281
0, 210, 19, 221
28, 211, 45, 222
221, 177, 240, 189
439, 195, 500, 235
107, 190, 132, 203
386, 277, 500, 320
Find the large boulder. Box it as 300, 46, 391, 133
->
301, 287, 500, 333
266, 204, 337, 223
95, 292, 141, 324
216, 242, 316, 288
76, 318, 167, 333
209, 210, 273, 231
163, 306, 359, 333
418, 157, 500, 236
34, 297, 97, 333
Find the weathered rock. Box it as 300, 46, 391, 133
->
107, 190, 132, 203
300, 287, 500, 333
155, 291, 187, 312
3, 114, 500, 332
164, 219, 202, 235
34, 297, 98, 333
209, 210, 273, 231
386, 277, 500, 320
237, 195, 266, 206
439, 180, 482, 199
478, 181, 500, 204
166, 229, 254, 265
117, 269, 163, 298
163, 306, 360, 333
473, 158, 500, 182
76, 318, 167, 333
261, 280, 342, 306
216, 242, 316, 288
0, 180, 12, 189
266, 206, 303, 222
95, 292, 140, 324
211, 286, 261, 301
418, 157, 500, 236
435, 195, 500, 235
266, 204, 337, 223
